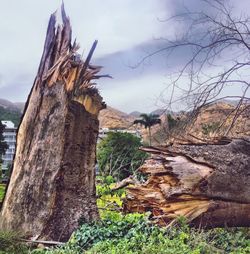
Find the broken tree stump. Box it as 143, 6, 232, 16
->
0, 5, 107, 241
124, 138, 250, 227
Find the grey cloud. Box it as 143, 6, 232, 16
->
0, 74, 33, 102
94, 38, 192, 83
93, 0, 227, 84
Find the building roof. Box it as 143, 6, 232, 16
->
1, 120, 15, 128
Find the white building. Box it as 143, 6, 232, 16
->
98, 127, 141, 143
1, 121, 17, 175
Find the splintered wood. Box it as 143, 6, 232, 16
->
124, 139, 250, 228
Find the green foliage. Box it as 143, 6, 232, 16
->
72, 213, 150, 250
1, 224, 248, 254
31, 245, 81, 254
86, 221, 250, 254
201, 122, 220, 136
96, 176, 125, 219
97, 132, 148, 180
0, 122, 8, 164
206, 228, 250, 253
78, 215, 248, 254
0, 184, 6, 202
133, 113, 161, 129
0, 231, 28, 254
0, 107, 21, 127
86, 234, 198, 254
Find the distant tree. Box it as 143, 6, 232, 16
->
133, 114, 161, 145
97, 132, 148, 180
0, 121, 8, 164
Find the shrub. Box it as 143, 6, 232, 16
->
0, 231, 28, 254
96, 175, 126, 219
71, 212, 148, 250
31, 244, 80, 254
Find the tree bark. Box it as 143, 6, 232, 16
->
0, 5, 106, 241
123, 138, 250, 228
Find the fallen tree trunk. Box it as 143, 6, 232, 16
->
0, 5, 106, 241
124, 138, 250, 227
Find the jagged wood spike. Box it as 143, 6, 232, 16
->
74, 40, 99, 92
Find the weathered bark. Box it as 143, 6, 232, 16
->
124, 138, 250, 227
0, 5, 106, 241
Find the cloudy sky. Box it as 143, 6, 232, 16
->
0, 0, 249, 113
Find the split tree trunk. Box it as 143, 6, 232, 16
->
124, 138, 250, 227
0, 5, 106, 241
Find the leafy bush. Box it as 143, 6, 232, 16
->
85, 219, 250, 254
96, 176, 125, 197
71, 213, 156, 250
97, 132, 148, 180
207, 228, 250, 253
31, 244, 80, 254
96, 175, 126, 219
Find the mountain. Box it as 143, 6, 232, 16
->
129, 109, 174, 118
99, 106, 135, 129
0, 99, 23, 112
129, 111, 141, 118
1, 98, 248, 138
150, 109, 168, 116
191, 102, 250, 137
13, 102, 25, 112
150, 101, 250, 145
